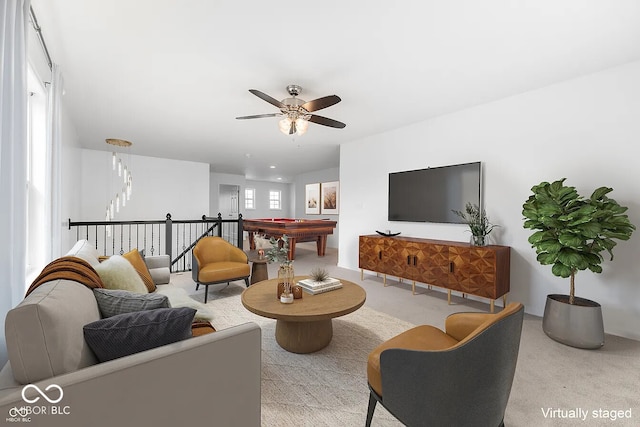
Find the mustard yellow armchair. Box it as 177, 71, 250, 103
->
366, 302, 524, 427
192, 236, 250, 303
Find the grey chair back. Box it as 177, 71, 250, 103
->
378, 305, 524, 426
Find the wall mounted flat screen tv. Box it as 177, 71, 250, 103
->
388, 161, 481, 223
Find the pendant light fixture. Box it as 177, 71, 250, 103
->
106, 138, 133, 220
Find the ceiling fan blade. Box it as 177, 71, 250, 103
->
248, 89, 285, 109
308, 114, 346, 129
301, 95, 341, 112
236, 113, 280, 120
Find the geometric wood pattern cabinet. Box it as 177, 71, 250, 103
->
359, 235, 510, 311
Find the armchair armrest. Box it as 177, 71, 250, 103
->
228, 245, 248, 263
0, 322, 262, 427
445, 312, 494, 341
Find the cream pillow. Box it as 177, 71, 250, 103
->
94, 255, 148, 294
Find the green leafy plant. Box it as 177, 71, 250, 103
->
452, 202, 497, 241
309, 267, 329, 282
265, 235, 291, 265
522, 178, 635, 304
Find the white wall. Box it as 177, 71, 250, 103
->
79, 150, 209, 221
339, 60, 640, 340
243, 179, 292, 219
293, 167, 340, 248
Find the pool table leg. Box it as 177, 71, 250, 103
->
317, 235, 328, 256
288, 237, 297, 260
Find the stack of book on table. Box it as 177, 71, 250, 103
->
297, 277, 342, 294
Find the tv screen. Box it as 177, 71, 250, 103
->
388, 162, 481, 223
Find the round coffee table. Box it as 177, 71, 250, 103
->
241, 276, 366, 353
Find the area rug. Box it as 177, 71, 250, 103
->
203, 284, 411, 426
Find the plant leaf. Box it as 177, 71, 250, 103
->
552, 262, 573, 278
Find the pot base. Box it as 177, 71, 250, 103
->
542, 294, 604, 349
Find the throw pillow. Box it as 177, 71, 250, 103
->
93, 255, 148, 294
83, 307, 196, 362
123, 248, 156, 292
93, 288, 170, 318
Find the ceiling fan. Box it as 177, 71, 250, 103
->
236, 85, 346, 136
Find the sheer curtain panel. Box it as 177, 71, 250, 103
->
46, 63, 63, 260
0, 0, 30, 365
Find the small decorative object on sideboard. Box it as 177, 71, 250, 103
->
452, 202, 497, 246
375, 230, 401, 237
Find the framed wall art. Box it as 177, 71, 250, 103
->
305, 183, 321, 214
321, 181, 339, 214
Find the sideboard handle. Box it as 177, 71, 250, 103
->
449, 261, 454, 273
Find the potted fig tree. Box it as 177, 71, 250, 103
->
522, 178, 635, 349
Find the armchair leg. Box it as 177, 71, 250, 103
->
365, 391, 377, 427
244, 277, 250, 287
203, 285, 209, 304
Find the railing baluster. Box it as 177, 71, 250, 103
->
68, 214, 242, 273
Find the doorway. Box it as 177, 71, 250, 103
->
219, 184, 240, 242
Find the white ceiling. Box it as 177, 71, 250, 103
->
30, 0, 640, 182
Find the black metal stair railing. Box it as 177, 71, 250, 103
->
68, 213, 244, 272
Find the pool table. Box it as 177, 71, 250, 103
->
244, 218, 337, 260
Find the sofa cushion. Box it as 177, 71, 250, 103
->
93, 288, 170, 318
123, 248, 156, 292
83, 307, 196, 362
198, 262, 250, 283
5, 280, 101, 384
155, 284, 216, 322
94, 255, 148, 293
66, 239, 101, 267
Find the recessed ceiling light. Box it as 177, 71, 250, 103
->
277, 177, 282, 180
270, 165, 276, 169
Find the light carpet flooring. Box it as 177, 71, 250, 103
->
172, 242, 640, 426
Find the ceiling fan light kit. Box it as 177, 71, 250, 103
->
236, 85, 345, 136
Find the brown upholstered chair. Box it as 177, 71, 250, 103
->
366, 302, 524, 427
192, 236, 250, 303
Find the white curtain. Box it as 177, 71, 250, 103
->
0, 0, 30, 365
46, 63, 63, 259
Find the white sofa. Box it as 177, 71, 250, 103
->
0, 240, 261, 426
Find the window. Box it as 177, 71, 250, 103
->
25, 63, 48, 282
245, 188, 255, 209
269, 190, 281, 210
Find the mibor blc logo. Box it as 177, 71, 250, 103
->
6, 384, 70, 423
21, 385, 63, 404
